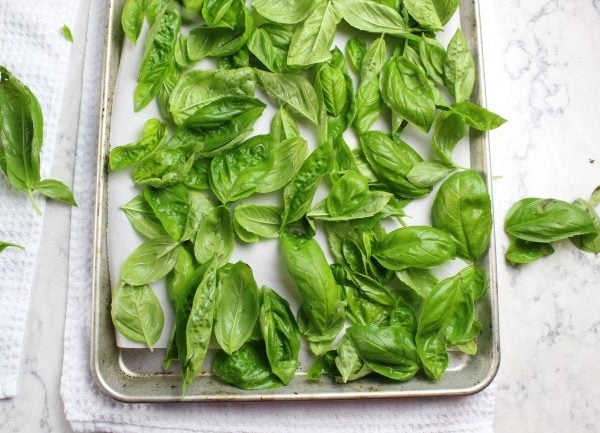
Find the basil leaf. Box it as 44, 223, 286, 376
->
184, 159, 211, 190
345, 37, 367, 72
281, 232, 344, 355
214, 262, 260, 355
120, 195, 167, 238
419, 36, 446, 86
431, 0, 459, 25
109, 119, 167, 170
0, 241, 24, 253
111, 282, 164, 349
182, 190, 215, 242
309, 190, 393, 221
35, 179, 77, 206
247, 24, 294, 73
431, 170, 492, 262
256, 70, 320, 124
212, 342, 283, 390
444, 29, 475, 102
202, 0, 236, 27
390, 296, 418, 335
121, 237, 180, 285
182, 96, 266, 129
252, 0, 315, 24
257, 137, 308, 193
194, 206, 234, 266
380, 56, 436, 132
344, 285, 389, 326
282, 141, 333, 226
449, 102, 507, 131
260, 287, 301, 384
373, 226, 456, 270
505, 198, 597, 243
432, 111, 467, 167
395, 268, 438, 298
335, 336, 371, 383
233, 204, 282, 242
327, 171, 369, 217
121, 0, 147, 43
415, 332, 447, 380
406, 161, 454, 188
570, 198, 600, 254
318, 64, 349, 117
134, 5, 181, 111
270, 107, 300, 142
505, 237, 555, 265
183, 265, 219, 392
334, 0, 412, 36
143, 184, 189, 241
287, 1, 341, 66
403, 0, 443, 30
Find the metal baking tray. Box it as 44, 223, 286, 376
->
91, 0, 500, 402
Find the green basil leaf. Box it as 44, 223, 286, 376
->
449, 102, 507, 131
406, 161, 454, 188
318, 65, 349, 117
395, 268, 438, 298
184, 158, 211, 190
282, 142, 333, 225
287, 1, 341, 66
270, 107, 300, 142
335, 335, 370, 383
431, 170, 492, 262
444, 29, 475, 103
202, 0, 236, 27
257, 137, 308, 193
505, 198, 597, 243
256, 70, 320, 124
419, 36, 446, 86
431, 0, 459, 24
214, 262, 260, 355
121, 0, 147, 43
334, 0, 412, 36
570, 198, 600, 254
144, 184, 189, 240
212, 342, 283, 390
252, 0, 315, 24
403, 0, 443, 30
234, 204, 282, 242
109, 119, 167, 170
182, 190, 215, 242
281, 232, 344, 354
111, 282, 164, 349
0, 241, 25, 253
247, 25, 294, 73
327, 171, 369, 217
505, 237, 555, 265
35, 179, 77, 206
306, 351, 338, 380
347, 324, 419, 368
380, 56, 436, 132
374, 226, 456, 270
390, 296, 418, 335
209, 135, 274, 203
260, 287, 301, 384
182, 96, 266, 129
309, 190, 393, 221
121, 237, 180, 285
344, 285, 389, 326
432, 111, 467, 167
415, 332, 447, 380
194, 206, 234, 266
345, 37, 367, 72
120, 194, 167, 238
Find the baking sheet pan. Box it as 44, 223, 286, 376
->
91, 0, 500, 402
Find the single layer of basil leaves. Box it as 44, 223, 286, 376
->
431, 170, 492, 262
111, 281, 164, 349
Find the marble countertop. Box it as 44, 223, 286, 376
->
1, 1, 600, 432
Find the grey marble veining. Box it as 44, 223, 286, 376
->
1, 1, 600, 432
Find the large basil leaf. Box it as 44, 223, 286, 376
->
431, 170, 492, 262
443, 29, 475, 103
202, 0, 236, 27
281, 232, 344, 354
380, 56, 436, 132
234, 204, 282, 242
194, 206, 234, 266
121, 0, 160, 43
209, 135, 274, 203
256, 70, 320, 124
111, 282, 164, 349
505, 237, 555, 265
120, 195, 166, 239
214, 262, 260, 355
257, 137, 308, 193
505, 198, 597, 243
260, 287, 301, 384
334, 0, 411, 36
373, 226, 456, 270
121, 237, 180, 285
282, 141, 333, 226
335, 335, 372, 383
252, 0, 315, 24
287, 1, 341, 66
144, 184, 189, 241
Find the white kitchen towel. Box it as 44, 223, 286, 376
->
62, 0, 496, 432
0, 0, 79, 399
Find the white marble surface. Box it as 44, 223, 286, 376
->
1, 1, 600, 432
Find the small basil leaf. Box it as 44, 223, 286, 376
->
334, 0, 412, 36
406, 161, 454, 188
505, 237, 555, 265
569, 198, 600, 254
327, 171, 369, 217
233, 204, 282, 241
0, 241, 25, 253
109, 119, 167, 170
444, 29, 475, 103
194, 206, 234, 266
432, 111, 468, 167
257, 137, 308, 193
35, 179, 77, 206
120, 195, 167, 238
144, 184, 189, 241
121, 237, 180, 285
449, 102, 507, 131
345, 37, 367, 72
403, 0, 443, 30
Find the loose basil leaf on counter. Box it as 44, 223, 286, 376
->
233, 204, 282, 242
281, 231, 345, 355
109, 119, 167, 170
327, 171, 369, 217
252, 0, 315, 24
256, 70, 320, 124
380, 56, 436, 132
144, 184, 189, 241
134, 5, 181, 111
432, 111, 467, 167
282, 141, 333, 226
183, 265, 219, 392
505, 237, 555, 265
212, 342, 283, 390
431, 170, 492, 262
403, 0, 443, 31
0, 241, 25, 253
111, 282, 164, 349
121, 237, 180, 285
260, 287, 301, 384
505, 198, 597, 243
345, 37, 367, 72
287, 1, 341, 66
333, 0, 412, 36
209, 135, 274, 203
406, 161, 454, 188
120, 194, 167, 238
35, 179, 77, 206
570, 198, 600, 254
449, 102, 507, 131
214, 262, 260, 355
194, 206, 234, 266
373, 226, 457, 271
257, 137, 308, 193
270, 108, 300, 142
444, 29, 475, 103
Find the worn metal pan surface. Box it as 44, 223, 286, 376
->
91, 0, 500, 402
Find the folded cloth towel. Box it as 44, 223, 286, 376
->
0, 0, 79, 399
